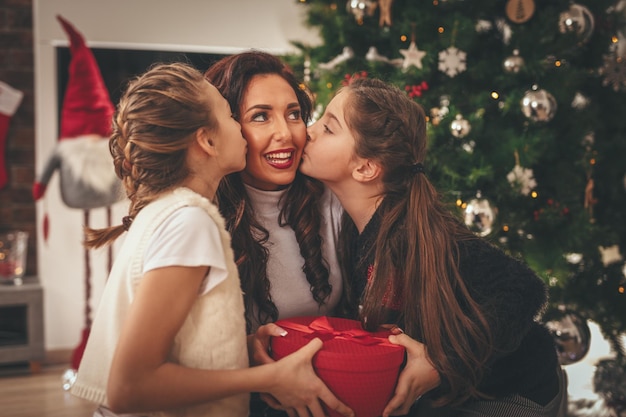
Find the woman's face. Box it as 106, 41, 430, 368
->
238, 74, 306, 191
300, 90, 357, 185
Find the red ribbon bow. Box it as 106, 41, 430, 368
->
278, 317, 397, 347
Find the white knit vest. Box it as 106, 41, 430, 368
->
71, 187, 249, 417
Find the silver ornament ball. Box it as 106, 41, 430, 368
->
463, 195, 497, 237
558, 3, 595, 43
521, 87, 557, 122
346, 0, 377, 22
450, 114, 471, 138
503, 49, 525, 73
544, 308, 591, 365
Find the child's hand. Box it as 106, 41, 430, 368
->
382, 333, 441, 417
249, 323, 286, 366
266, 338, 354, 417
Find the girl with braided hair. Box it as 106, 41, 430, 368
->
301, 77, 567, 417
70, 62, 353, 417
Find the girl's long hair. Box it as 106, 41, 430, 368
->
340, 78, 493, 405
205, 51, 331, 331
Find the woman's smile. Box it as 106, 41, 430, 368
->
264, 149, 296, 169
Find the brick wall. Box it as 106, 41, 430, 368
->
0, 0, 37, 277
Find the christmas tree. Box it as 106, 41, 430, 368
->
288, 0, 626, 407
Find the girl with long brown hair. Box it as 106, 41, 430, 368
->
301, 77, 567, 417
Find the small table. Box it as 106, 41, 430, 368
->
0, 276, 44, 373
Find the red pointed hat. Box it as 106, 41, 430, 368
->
56, 15, 114, 140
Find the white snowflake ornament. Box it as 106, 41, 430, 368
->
400, 41, 426, 71
475, 19, 492, 32
599, 52, 626, 92
599, 245, 623, 267
571, 92, 590, 109
438, 46, 467, 77
506, 164, 537, 196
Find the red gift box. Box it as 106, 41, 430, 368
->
271, 316, 405, 417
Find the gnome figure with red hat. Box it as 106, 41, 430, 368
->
33, 15, 122, 210
32, 16, 124, 379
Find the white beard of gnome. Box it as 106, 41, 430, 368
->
37, 134, 123, 209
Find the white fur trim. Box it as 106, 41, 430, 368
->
0, 81, 24, 116
57, 136, 118, 193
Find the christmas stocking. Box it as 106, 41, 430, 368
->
0, 81, 24, 189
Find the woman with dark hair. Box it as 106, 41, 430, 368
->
205, 51, 344, 416
205, 51, 343, 332
301, 77, 567, 417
